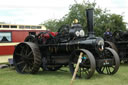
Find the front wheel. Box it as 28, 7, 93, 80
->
96, 47, 120, 75
69, 49, 96, 79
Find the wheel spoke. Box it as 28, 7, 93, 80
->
105, 67, 109, 74
21, 46, 25, 56
105, 66, 110, 74
85, 69, 89, 76
22, 64, 27, 72
83, 68, 89, 75
112, 65, 115, 69
101, 67, 105, 72
106, 67, 109, 74
26, 64, 33, 72
27, 51, 33, 57
17, 61, 24, 65
25, 45, 29, 55
107, 67, 111, 74
15, 53, 22, 57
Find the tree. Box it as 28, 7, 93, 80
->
41, 1, 126, 36
40, 19, 67, 32
94, 8, 126, 36
0, 22, 6, 24
40, 19, 58, 32
64, 1, 126, 36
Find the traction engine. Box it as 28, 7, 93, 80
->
13, 9, 120, 79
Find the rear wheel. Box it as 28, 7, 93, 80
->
69, 49, 96, 79
96, 47, 120, 75
13, 42, 41, 74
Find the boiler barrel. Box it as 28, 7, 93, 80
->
42, 39, 96, 55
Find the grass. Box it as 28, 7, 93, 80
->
0, 64, 128, 85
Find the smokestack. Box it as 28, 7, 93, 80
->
86, 8, 95, 38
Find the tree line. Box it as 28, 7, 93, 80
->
41, 1, 126, 37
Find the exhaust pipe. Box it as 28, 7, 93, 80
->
86, 8, 95, 38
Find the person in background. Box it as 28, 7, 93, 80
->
104, 28, 112, 41
1, 36, 9, 42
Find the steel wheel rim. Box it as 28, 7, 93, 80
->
69, 49, 96, 79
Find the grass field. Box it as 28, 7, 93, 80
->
0, 64, 128, 85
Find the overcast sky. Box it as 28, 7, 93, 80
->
0, 0, 128, 25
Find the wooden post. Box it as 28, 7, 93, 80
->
70, 52, 83, 85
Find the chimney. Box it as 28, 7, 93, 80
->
86, 8, 95, 38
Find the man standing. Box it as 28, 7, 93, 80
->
104, 28, 112, 41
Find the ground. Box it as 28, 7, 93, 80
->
0, 64, 128, 85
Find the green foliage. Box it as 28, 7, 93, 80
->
63, 4, 87, 32
40, 19, 58, 32
40, 19, 67, 32
0, 22, 6, 24
94, 9, 126, 36
41, 1, 126, 36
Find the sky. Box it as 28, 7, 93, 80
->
0, 0, 128, 25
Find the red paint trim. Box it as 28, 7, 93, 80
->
0, 46, 15, 55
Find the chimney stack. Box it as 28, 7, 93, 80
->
86, 9, 95, 38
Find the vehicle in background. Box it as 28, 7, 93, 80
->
0, 24, 46, 63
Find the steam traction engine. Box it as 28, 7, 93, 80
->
13, 9, 120, 79
104, 30, 128, 63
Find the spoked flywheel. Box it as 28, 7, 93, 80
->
96, 47, 120, 75
13, 42, 41, 74
69, 49, 96, 79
